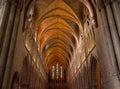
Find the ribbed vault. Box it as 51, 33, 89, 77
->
36, 0, 83, 70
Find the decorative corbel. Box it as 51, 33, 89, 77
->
80, 0, 98, 28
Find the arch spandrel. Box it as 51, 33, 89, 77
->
37, 16, 82, 41
43, 44, 72, 59
37, 0, 81, 23
40, 28, 77, 46
42, 40, 74, 56
39, 27, 77, 43
46, 54, 69, 66
44, 47, 71, 62
40, 32, 75, 52
38, 17, 76, 37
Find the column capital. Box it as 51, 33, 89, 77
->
10, 0, 20, 6
98, 0, 105, 10
98, 0, 119, 10
0, 0, 9, 8
91, 16, 98, 28
10, 0, 24, 11
104, 0, 120, 6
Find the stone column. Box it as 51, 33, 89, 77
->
1, 3, 21, 89
106, 2, 120, 73
0, 1, 6, 26
112, 0, 120, 37
100, 5, 120, 89
0, 1, 17, 88
0, 1, 11, 53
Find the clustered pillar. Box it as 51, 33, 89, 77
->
0, 0, 11, 50
99, 0, 120, 89
0, 0, 22, 89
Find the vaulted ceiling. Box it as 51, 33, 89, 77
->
33, 0, 95, 71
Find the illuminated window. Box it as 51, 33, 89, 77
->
56, 63, 59, 79
50, 64, 66, 83
52, 66, 55, 79
60, 66, 63, 78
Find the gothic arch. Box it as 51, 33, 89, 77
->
79, 0, 98, 27
90, 55, 102, 89
20, 56, 30, 88
11, 72, 20, 89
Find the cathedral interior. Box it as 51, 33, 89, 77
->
0, 0, 120, 89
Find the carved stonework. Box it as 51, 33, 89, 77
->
23, 5, 34, 32
83, 0, 98, 28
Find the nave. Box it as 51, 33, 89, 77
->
0, 0, 120, 89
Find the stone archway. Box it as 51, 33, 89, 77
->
20, 56, 30, 89
90, 56, 102, 89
